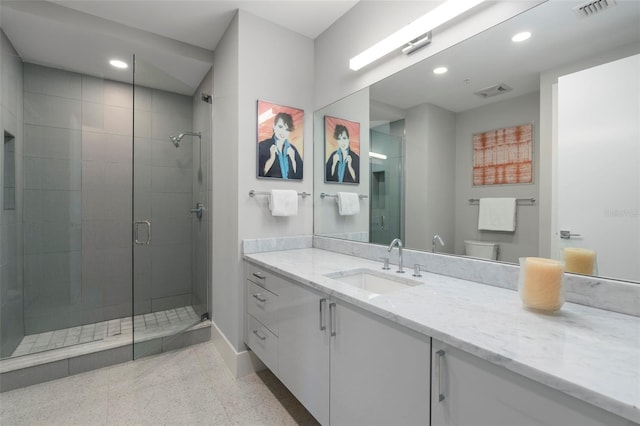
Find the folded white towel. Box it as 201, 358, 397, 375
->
269, 190, 298, 216
478, 197, 517, 232
336, 192, 360, 216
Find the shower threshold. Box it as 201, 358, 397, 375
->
0, 306, 211, 392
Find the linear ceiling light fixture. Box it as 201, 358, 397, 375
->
349, 0, 486, 71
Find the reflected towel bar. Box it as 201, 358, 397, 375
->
468, 198, 535, 204
249, 190, 311, 198
321, 192, 368, 199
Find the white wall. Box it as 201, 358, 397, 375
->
314, 88, 370, 240
454, 91, 540, 263
405, 103, 456, 252
314, 1, 543, 109
211, 13, 241, 352
212, 10, 315, 352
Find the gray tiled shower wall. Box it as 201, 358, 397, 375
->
1, 32, 25, 358
17, 62, 195, 335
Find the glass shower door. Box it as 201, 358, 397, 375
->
132, 55, 210, 358
369, 124, 404, 245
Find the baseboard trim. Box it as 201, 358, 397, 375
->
210, 320, 265, 378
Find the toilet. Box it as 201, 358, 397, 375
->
464, 240, 499, 260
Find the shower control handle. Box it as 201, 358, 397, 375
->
190, 203, 204, 220
134, 220, 151, 245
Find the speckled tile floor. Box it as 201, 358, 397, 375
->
0, 341, 319, 426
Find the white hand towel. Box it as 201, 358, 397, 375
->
478, 197, 517, 231
269, 190, 298, 216
336, 192, 360, 216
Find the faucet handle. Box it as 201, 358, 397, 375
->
381, 257, 390, 270
413, 264, 422, 277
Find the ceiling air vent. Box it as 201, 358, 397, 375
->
474, 83, 513, 98
573, 0, 617, 18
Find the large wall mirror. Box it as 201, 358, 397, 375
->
314, 1, 640, 284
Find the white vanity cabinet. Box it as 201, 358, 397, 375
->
329, 299, 431, 426
244, 262, 280, 374
245, 261, 431, 425
431, 340, 632, 426
277, 274, 331, 425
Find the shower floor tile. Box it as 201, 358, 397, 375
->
9, 306, 201, 358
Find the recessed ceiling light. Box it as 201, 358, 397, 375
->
512, 31, 532, 42
109, 59, 128, 69
433, 67, 448, 75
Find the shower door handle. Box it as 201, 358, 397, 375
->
135, 220, 151, 245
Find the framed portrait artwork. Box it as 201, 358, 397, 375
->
324, 115, 360, 184
472, 123, 533, 186
256, 100, 304, 180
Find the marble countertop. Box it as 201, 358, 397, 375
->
244, 248, 640, 424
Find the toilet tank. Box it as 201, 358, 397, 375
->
464, 240, 499, 260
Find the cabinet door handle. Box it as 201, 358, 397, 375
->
437, 349, 445, 402
319, 298, 327, 331
252, 272, 266, 280
252, 293, 267, 303
252, 329, 266, 341
329, 302, 337, 337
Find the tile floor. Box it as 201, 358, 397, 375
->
0, 341, 319, 426
10, 307, 201, 358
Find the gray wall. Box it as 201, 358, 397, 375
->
21, 63, 195, 334
192, 67, 213, 316
1, 30, 24, 357
454, 91, 540, 263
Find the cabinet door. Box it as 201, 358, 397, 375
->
431, 340, 631, 426
278, 280, 330, 425
330, 301, 431, 426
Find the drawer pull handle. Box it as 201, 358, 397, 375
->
252, 272, 266, 280
329, 302, 337, 337
252, 329, 266, 341
252, 293, 267, 303
319, 298, 327, 331
437, 349, 445, 402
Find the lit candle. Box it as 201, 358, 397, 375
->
518, 257, 565, 311
563, 248, 596, 275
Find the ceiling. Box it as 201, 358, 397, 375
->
0, 0, 358, 95
370, 0, 640, 115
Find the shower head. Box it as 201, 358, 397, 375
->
169, 131, 201, 148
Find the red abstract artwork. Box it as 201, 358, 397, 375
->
473, 123, 533, 185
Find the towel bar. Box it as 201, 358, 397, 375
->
468, 197, 535, 204
320, 192, 368, 199
249, 190, 311, 198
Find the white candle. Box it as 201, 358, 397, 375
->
564, 248, 596, 275
518, 257, 565, 311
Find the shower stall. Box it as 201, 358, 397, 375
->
0, 46, 212, 388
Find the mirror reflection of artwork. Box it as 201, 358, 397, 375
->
324, 116, 360, 184
473, 123, 533, 186
257, 100, 304, 180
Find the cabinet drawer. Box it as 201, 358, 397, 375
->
245, 262, 279, 294
247, 315, 278, 374
247, 281, 278, 335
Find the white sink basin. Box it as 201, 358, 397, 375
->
326, 269, 418, 297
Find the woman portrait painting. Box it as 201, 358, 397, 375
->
257, 100, 304, 180
324, 116, 360, 184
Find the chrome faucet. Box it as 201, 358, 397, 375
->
387, 238, 404, 273
432, 234, 445, 253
